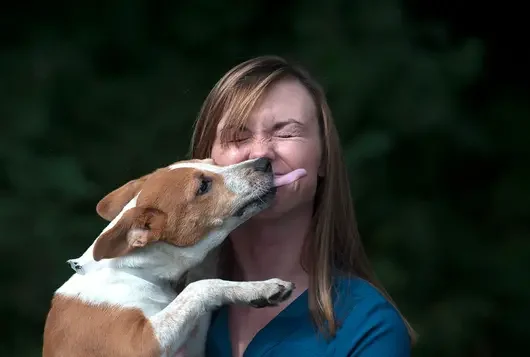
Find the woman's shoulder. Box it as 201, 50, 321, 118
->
331, 276, 411, 356
333, 275, 395, 307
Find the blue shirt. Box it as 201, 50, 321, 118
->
206, 277, 411, 357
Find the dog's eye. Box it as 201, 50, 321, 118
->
197, 177, 212, 196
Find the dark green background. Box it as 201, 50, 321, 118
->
1, 1, 528, 356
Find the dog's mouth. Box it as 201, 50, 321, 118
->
273, 169, 307, 187
232, 168, 307, 218
233, 187, 277, 217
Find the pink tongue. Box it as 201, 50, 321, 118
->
274, 169, 307, 187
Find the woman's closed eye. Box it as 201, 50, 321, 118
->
226, 132, 251, 144
231, 136, 251, 144
275, 130, 301, 139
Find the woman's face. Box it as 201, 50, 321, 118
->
211, 78, 323, 219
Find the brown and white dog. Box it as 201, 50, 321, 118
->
42, 157, 306, 357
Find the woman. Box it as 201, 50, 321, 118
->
189, 55, 416, 356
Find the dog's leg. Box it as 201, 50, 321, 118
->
177, 313, 211, 357
148, 278, 294, 357
176, 246, 219, 356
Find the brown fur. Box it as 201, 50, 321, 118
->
95, 159, 214, 222
93, 207, 167, 261
96, 173, 152, 221
43, 295, 160, 357
93, 166, 236, 260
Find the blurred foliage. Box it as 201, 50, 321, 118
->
1, 1, 528, 356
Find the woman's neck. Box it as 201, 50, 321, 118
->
228, 205, 312, 290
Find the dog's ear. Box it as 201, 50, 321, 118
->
96, 173, 152, 221
92, 206, 167, 261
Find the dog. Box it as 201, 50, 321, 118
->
42, 157, 306, 357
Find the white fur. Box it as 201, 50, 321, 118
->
150, 278, 292, 356
50, 158, 293, 357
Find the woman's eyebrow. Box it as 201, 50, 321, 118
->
272, 118, 303, 130
220, 125, 250, 133
220, 118, 303, 135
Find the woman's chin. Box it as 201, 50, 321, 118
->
251, 199, 296, 221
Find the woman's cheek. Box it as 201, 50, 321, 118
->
212, 145, 248, 166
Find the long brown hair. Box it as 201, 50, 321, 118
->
189, 55, 416, 344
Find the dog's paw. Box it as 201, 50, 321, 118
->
248, 279, 295, 308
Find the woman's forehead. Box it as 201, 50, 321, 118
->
217, 79, 317, 131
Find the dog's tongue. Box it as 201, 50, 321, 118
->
274, 169, 307, 187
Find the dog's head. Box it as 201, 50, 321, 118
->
68, 157, 281, 275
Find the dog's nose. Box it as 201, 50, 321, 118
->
254, 157, 272, 173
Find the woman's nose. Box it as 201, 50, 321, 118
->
248, 138, 275, 161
